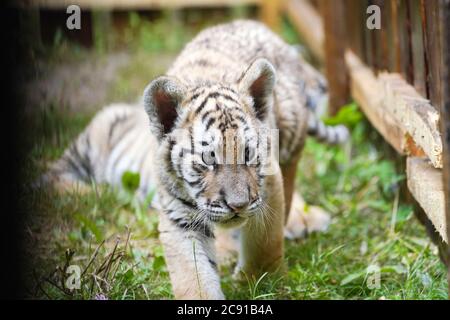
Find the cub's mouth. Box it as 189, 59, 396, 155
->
207, 211, 255, 228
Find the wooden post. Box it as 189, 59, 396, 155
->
390, 0, 401, 72
260, 0, 280, 31
345, 0, 365, 61
438, 0, 450, 297
320, 0, 350, 115
284, 0, 325, 62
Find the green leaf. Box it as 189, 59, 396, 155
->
152, 256, 166, 272
323, 102, 363, 128
121, 171, 140, 193
396, 205, 413, 223
340, 271, 365, 286
380, 265, 408, 274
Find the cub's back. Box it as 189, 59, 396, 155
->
168, 20, 302, 86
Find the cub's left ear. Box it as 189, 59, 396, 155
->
143, 76, 186, 139
238, 58, 276, 120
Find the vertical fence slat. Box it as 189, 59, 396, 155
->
345, 0, 365, 60
364, 0, 375, 67
420, 0, 431, 98
261, 0, 280, 31
320, 0, 350, 114
390, 0, 402, 72
371, 0, 383, 72
424, 0, 442, 110
378, 0, 390, 71
409, 0, 427, 97
397, 0, 414, 82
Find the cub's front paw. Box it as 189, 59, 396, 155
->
284, 193, 331, 240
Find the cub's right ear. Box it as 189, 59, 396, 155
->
143, 76, 186, 139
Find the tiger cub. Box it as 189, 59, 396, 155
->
41, 20, 348, 299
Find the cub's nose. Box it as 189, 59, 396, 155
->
226, 200, 249, 212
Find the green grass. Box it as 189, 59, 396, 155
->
21, 11, 448, 300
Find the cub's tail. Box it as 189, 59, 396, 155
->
292, 48, 350, 145
307, 113, 349, 145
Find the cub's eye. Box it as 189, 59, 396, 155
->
202, 150, 216, 166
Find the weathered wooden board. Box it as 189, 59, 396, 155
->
345, 50, 405, 154
407, 157, 447, 242
379, 72, 443, 168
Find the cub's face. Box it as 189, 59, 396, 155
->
144, 58, 277, 228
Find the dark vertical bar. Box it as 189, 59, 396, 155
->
397, 0, 414, 83
391, 0, 402, 72
420, 0, 431, 98
409, 0, 427, 96
345, 0, 365, 59
320, 0, 350, 115
405, 0, 415, 83
378, 0, 390, 71
371, 0, 383, 72
364, 0, 375, 67
423, 0, 442, 109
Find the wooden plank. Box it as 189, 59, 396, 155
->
284, 0, 325, 62
379, 72, 443, 168
345, 50, 405, 153
320, 0, 350, 115
407, 157, 447, 242
19, 0, 262, 9
345, 50, 443, 167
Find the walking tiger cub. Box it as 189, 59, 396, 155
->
40, 20, 348, 299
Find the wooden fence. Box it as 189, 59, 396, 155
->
275, 0, 450, 294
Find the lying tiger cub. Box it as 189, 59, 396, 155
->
41, 20, 348, 299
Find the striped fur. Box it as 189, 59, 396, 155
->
42, 20, 348, 299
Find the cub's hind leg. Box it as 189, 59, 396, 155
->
281, 152, 330, 240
